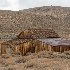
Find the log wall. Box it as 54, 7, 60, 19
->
51, 46, 70, 52
1, 39, 70, 56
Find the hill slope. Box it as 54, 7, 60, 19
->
0, 6, 70, 39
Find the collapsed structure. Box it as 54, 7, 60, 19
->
1, 29, 70, 56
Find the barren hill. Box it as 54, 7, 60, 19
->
0, 6, 70, 39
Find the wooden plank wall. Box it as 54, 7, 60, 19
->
1, 44, 13, 54
52, 46, 70, 52
1, 39, 70, 55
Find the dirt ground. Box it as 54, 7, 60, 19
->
0, 51, 70, 70
0, 39, 70, 70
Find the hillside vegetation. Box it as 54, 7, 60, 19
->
0, 6, 70, 39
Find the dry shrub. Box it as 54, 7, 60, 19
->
26, 52, 32, 56
64, 51, 70, 55
24, 62, 36, 69
24, 63, 34, 68
23, 53, 36, 62
38, 51, 53, 56
24, 58, 50, 70
11, 52, 21, 57
36, 51, 54, 58
33, 51, 70, 59
1, 54, 10, 59
15, 58, 26, 63
0, 60, 9, 67
4, 67, 16, 70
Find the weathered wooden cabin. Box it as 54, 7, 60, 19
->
1, 39, 49, 55
1, 29, 59, 55
1, 29, 70, 56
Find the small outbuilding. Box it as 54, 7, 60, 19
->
1, 29, 70, 56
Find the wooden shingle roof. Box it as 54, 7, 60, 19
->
18, 29, 59, 39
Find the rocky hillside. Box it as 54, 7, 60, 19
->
0, 6, 70, 39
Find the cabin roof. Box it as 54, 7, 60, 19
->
37, 38, 70, 46
2, 38, 70, 47
18, 29, 59, 39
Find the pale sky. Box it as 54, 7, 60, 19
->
0, 0, 70, 11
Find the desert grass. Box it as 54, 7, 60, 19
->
0, 51, 70, 70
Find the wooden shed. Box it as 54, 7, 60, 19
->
1, 38, 70, 55
1, 38, 50, 55
1, 29, 70, 56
